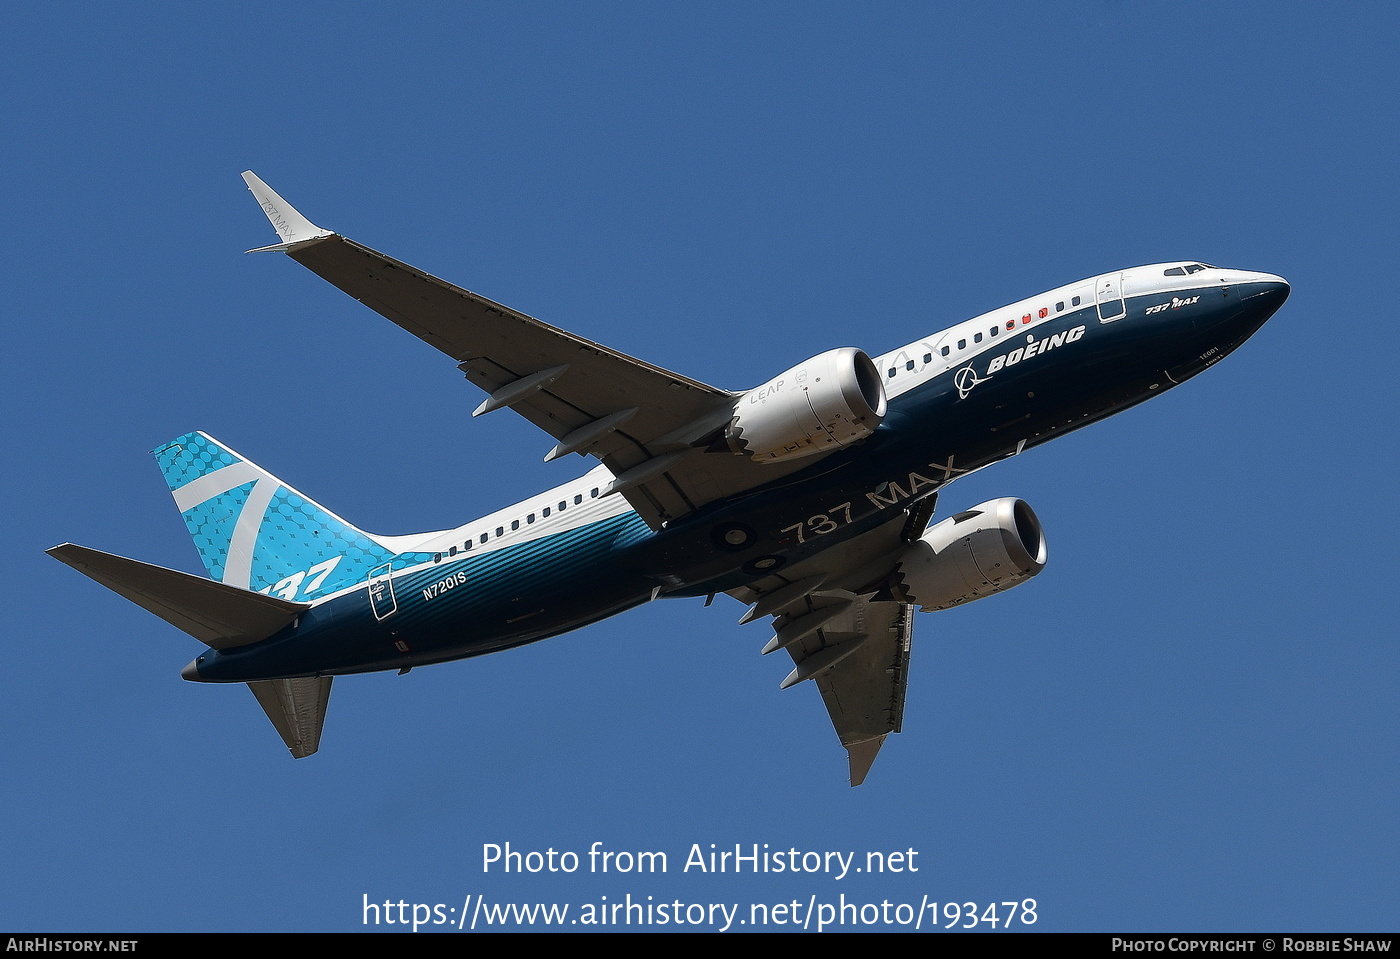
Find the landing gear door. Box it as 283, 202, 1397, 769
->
368, 563, 398, 620
1096, 273, 1126, 322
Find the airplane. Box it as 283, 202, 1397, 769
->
48, 172, 1290, 785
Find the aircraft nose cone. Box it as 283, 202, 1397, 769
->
1248, 277, 1290, 313
1240, 277, 1289, 328
1212, 274, 1288, 348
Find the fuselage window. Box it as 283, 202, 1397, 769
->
496, 526, 504, 537
449, 546, 457, 556
905, 360, 914, 371
1056, 301, 1064, 312
887, 367, 896, 378
542, 507, 550, 518
575, 494, 583, 505
957, 338, 966, 350
511, 519, 520, 531
940, 346, 950, 357
559, 501, 567, 510
990, 326, 998, 337
480, 532, 489, 544
590, 488, 598, 498
433, 553, 442, 564
1072, 296, 1081, 306
923, 353, 932, 363
463, 540, 472, 550
526, 513, 535, 524
974, 332, 982, 343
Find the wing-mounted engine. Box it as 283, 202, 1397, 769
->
889, 497, 1047, 610
725, 348, 887, 463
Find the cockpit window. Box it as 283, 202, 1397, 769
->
1184, 264, 1206, 274
1164, 267, 1186, 276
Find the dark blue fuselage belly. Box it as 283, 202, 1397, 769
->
193, 281, 1285, 683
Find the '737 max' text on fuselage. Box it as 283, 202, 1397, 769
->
48, 174, 1289, 785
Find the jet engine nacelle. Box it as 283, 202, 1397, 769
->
890, 497, 1047, 611
727, 348, 887, 463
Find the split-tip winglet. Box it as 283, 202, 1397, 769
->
241, 170, 334, 252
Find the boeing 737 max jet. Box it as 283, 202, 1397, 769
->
48, 173, 1290, 784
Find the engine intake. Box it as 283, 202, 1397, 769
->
890, 497, 1046, 611
727, 348, 887, 463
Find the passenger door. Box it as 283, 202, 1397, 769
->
1096, 272, 1125, 322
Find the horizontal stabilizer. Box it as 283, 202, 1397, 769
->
248, 677, 333, 758
47, 544, 309, 649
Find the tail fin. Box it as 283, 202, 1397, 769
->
154, 432, 413, 602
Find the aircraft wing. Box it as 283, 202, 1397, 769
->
728, 505, 929, 785
242, 172, 821, 528
779, 592, 913, 786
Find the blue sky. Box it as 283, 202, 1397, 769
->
4, 1, 1397, 932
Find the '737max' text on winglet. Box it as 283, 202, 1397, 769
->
241, 170, 334, 252
49, 172, 1289, 784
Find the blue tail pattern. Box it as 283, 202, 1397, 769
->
154, 432, 432, 601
